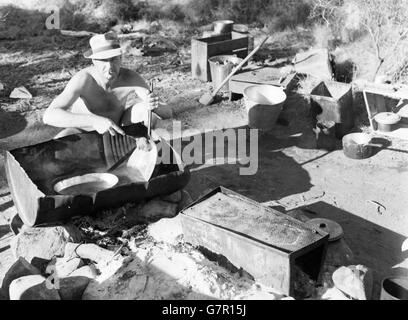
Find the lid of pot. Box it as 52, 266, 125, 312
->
306, 218, 344, 242
374, 112, 401, 125
233, 24, 249, 33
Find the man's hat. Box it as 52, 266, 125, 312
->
83, 32, 123, 59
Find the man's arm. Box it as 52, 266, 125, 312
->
43, 72, 124, 135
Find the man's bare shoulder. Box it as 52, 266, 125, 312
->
119, 68, 147, 87
66, 67, 94, 90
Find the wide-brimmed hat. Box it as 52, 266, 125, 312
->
83, 32, 123, 59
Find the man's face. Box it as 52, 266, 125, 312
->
92, 55, 122, 82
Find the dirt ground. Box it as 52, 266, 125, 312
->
1, 27, 407, 300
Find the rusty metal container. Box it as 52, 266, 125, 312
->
310, 81, 354, 139
180, 187, 329, 296
5, 124, 190, 227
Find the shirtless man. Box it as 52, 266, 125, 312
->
43, 32, 171, 138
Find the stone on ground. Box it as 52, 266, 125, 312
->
320, 286, 351, 300
47, 256, 83, 278
1, 257, 41, 300
69, 265, 99, 279
9, 275, 60, 300
10, 224, 82, 262
58, 276, 90, 300
9, 86, 32, 99
332, 265, 373, 300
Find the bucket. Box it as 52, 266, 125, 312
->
342, 133, 373, 160
213, 20, 234, 34
243, 85, 287, 131
380, 276, 408, 300
208, 55, 243, 91
374, 112, 401, 132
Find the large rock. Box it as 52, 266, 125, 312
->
9, 275, 61, 300
1, 257, 41, 300
58, 276, 90, 300
47, 257, 84, 278
69, 266, 99, 279
10, 225, 82, 262
332, 265, 373, 300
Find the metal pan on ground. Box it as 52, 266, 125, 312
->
342, 132, 373, 160
53, 173, 119, 196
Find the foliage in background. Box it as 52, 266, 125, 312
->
1, 0, 408, 84
310, 0, 408, 83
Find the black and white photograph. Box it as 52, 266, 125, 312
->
0, 0, 407, 305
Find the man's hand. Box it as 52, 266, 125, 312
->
92, 115, 125, 136
135, 137, 153, 151
145, 92, 159, 111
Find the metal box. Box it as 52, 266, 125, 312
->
180, 187, 329, 296
310, 80, 354, 139
5, 124, 190, 227
191, 32, 250, 82
229, 67, 299, 100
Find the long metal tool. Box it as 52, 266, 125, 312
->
199, 35, 270, 106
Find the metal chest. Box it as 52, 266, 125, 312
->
180, 187, 329, 296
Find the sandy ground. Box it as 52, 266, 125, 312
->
1, 30, 407, 299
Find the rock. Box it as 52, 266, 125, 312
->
11, 225, 82, 262
320, 286, 351, 300
58, 276, 90, 300
332, 265, 373, 300
402, 238, 408, 252
47, 257, 83, 278
147, 215, 183, 244
9, 86, 32, 99
69, 266, 99, 279
64, 243, 115, 266
320, 239, 354, 288
161, 191, 182, 203
1, 257, 41, 300
9, 275, 61, 300
82, 257, 145, 300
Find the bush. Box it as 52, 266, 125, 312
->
182, 0, 312, 28
260, 0, 311, 31
0, 5, 48, 39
